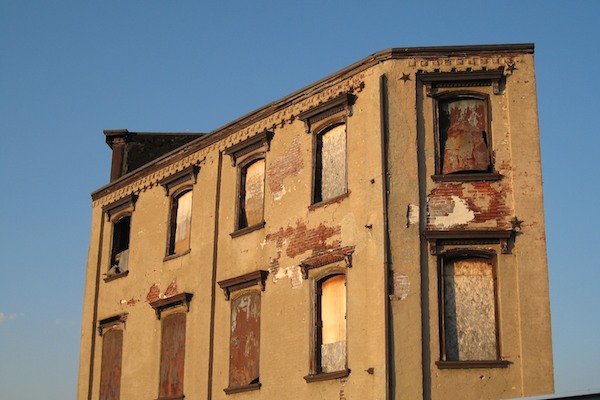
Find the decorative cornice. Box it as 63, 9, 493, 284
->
158, 164, 200, 196
102, 193, 137, 221
224, 129, 273, 167
300, 246, 355, 279
418, 68, 505, 96
218, 270, 269, 300
298, 93, 357, 133
423, 230, 514, 255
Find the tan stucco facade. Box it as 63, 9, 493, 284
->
78, 44, 553, 400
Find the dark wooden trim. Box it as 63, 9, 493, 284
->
309, 190, 350, 211
163, 248, 191, 262
159, 165, 200, 196
98, 313, 128, 336
300, 246, 355, 279
102, 193, 137, 221
218, 270, 269, 300
435, 360, 511, 369
298, 93, 356, 134
424, 230, 514, 255
224, 129, 273, 167
229, 221, 265, 238
103, 270, 129, 283
431, 173, 503, 182
419, 68, 505, 96
304, 369, 351, 383
223, 382, 261, 394
150, 292, 193, 320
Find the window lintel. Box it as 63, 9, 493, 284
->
300, 246, 355, 279
159, 165, 200, 196
298, 93, 357, 134
424, 230, 514, 255
418, 68, 504, 96
218, 270, 269, 300
150, 292, 193, 320
224, 129, 273, 167
98, 313, 128, 336
103, 193, 137, 221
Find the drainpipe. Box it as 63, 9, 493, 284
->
207, 150, 224, 400
87, 210, 105, 400
379, 74, 393, 400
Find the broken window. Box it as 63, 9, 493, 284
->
168, 189, 192, 256
109, 215, 130, 276
314, 124, 347, 203
158, 312, 187, 400
237, 157, 265, 230
99, 328, 123, 400
437, 95, 492, 175
439, 251, 499, 362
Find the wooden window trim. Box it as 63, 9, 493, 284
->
310, 122, 348, 205
218, 270, 269, 300
305, 265, 349, 381
158, 165, 200, 197
164, 187, 193, 259
418, 68, 505, 98
424, 230, 514, 255
224, 129, 273, 167
149, 292, 193, 320
437, 249, 503, 364
223, 382, 261, 394
98, 313, 128, 336
103, 195, 136, 283
230, 154, 266, 236
298, 93, 356, 134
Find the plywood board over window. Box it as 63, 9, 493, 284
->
317, 124, 347, 202
158, 312, 186, 400
240, 158, 265, 229
319, 274, 347, 373
99, 329, 123, 400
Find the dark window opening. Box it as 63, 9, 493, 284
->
108, 216, 130, 276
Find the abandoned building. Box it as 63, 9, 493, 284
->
77, 43, 554, 400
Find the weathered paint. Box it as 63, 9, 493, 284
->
229, 291, 260, 387
430, 195, 475, 228
443, 258, 497, 361
99, 329, 122, 400
266, 219, 341, 259
159, 312, 186, 399
268, 136, 303, 200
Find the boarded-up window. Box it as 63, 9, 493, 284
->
99, 329, 123, 400
441, 256, 498, 361
439, 97, 491, 175
159, 312, 186, 399
110, 216, 130, 273
239, 159, 265, 229
314, 124, 347, 203
229, 291, 261, 388
168, 189, 192, 255
318, 274, 347, 373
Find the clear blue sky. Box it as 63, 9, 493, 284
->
1, 1, 598, 398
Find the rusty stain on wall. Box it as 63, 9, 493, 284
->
267, 137, 303, 200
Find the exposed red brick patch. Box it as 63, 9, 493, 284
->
127, 297, 139, 306
267, 137, 303, 197
266, 219, 341, 259
146, 283, 160, 303
427, 181, 511, 230
164, 280, 178, 297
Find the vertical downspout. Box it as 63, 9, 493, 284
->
207, 150, 223, 400
87, 211, 105, 400
379, 74, 393, 400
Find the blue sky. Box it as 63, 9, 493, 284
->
1, 1, 598, 398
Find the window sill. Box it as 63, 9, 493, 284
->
230, 221, 265, 238
436, 360, 511, 369
309, 191, 350, 211
103, 270, 129, 283
157, 395, 185, 400
304, 369, 350, 383
431, 173, 503, 182
223, 382, 261, 394
163, 249, 191, 262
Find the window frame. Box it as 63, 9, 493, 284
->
218, 270, 269, 395
436, 248, 510, 369
103, 194, 137, 282
298, 94, 356, 207
150, 293, 193, 400
233, 153, 266, 236
98, 313, 127, 400
165, 187, 193, 259
304, 266, 350, 383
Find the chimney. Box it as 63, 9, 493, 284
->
104, 129, 130, 182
